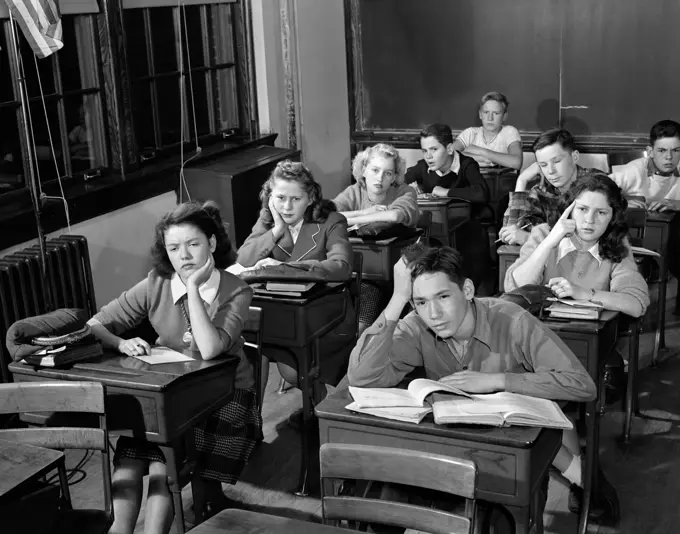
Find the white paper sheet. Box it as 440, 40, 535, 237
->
132, 346, 194, 365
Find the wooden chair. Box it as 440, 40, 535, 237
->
416, 210, 433, 243
350, 250, 363, 337
0, 381, 113, 534
188, 444, 479, 534
320, 443, 478, 533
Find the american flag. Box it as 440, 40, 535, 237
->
3, 0, 63, 58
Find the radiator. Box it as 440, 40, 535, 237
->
0, 235, 97, 382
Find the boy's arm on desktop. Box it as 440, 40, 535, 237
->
463, 141, 523, 170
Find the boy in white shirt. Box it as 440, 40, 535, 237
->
610, 119, 680, 212
453, 91, 523, 171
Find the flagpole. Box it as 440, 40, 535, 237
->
8, 15, 54, 312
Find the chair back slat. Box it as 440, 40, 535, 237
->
0, 381, 105, 414
351, 252, 363, 335
0, 427, 107, 451
323, 497, 471, 534
320, 443, 477, 498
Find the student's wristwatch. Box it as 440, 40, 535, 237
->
588, 288, 596, 301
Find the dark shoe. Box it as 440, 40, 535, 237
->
567, 469, 620, 526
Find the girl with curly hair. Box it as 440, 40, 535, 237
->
505, 170, 649, 317
88, 201, 262, 534
237, 160, 355, 403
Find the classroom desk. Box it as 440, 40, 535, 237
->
0, 439, 64, 500
9, 351, 239, 533
252, 281, 351, 496
497, 244, 521, 293
349, 232, 422, 282
643, 211, 673, 363
315, 388, 562, 534
416, 196, 471, 247
544, 311, 619, 534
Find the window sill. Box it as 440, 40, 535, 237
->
0, 133, 278, 250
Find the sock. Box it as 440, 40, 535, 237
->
562, 454, 582, 487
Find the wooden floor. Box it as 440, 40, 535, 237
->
65, 279, 680, 533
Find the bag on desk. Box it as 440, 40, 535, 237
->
6, 308, 103, 367
350, 222, 420, 241
240, 263, 331, 284
499, 284, 555, 317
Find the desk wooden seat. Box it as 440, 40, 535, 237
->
190, 509, 348, 534
252, 281, 351, 496
349, 233, 422, 282
0, 439, 64, 500
416, 197, 471, 247
316, 388, 561, 534
9, 352, 239, 534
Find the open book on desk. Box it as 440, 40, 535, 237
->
432, 392, 573, 429
346, 379, 472, 423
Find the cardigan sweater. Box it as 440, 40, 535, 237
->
91, 269, 254, 389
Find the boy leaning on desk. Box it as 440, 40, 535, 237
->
347, 244, 617, 520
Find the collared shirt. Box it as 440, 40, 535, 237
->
610, 157, 680, 205
504, 224, 650, 317
347, 297, 597, 402
288, 219, 304, 244
170, 268, 220, 305
435, 150, 461, 176
557, 236, 602, 266
502, 166, 588, 228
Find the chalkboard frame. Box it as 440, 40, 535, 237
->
344, 0, 649, 153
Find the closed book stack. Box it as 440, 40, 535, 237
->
264, 281, 316, 295
546, 298, 603, 320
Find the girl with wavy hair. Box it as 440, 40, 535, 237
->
238, 160, 355, 405
505, 170, 649, 317
88, 200, 262, 533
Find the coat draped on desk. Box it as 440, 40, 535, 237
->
237, 209, 357, 385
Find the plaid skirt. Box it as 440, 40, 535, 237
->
114, 388, 263, 484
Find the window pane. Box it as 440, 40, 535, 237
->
66, 94, 106, 173
59, 17, 83, 92
156, 78, 181, 146
19, 36, 56, 97
0, 28, 16, 103
187, 72, 210, 137
210, 4, 235, 64
181, 5, 206, 68
124, 9, 150, 79
28, 101, 65, 184
0, 107, 25, 196
150, 8, 177, 74
131, 81, 156, 150
214, 67, 238, 131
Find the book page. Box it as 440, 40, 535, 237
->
473, 392, 572, 429
132, 346, 194, 365
407, 378, 472, 405
547, 297, 603, 309
346, 402, 432, 424
432, 401, 504, 426
226, 263, 248, 276
348, 386, 425, 408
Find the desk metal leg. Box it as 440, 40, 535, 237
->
623, 324, 640, 442
579, 398, 598, 534
161, 444, 186, 534
653, 262, 668, 365
295, 344, 313, 496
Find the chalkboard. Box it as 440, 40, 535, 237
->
348, 0, 680, 146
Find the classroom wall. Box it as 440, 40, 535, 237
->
252, 0, 352, 198
0, 192, 176, 309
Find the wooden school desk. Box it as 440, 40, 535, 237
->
252, 281, 351, 496
315, 388, 562, 534
349, 232, 423, 282
416, 196, 471, 247
0, 439, 64, 500
543, 311, 619, 534
497, 244, 521, 293
9, 351, 240, 534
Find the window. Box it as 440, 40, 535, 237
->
0, 15, 107, 197
123, 1, 243, 161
